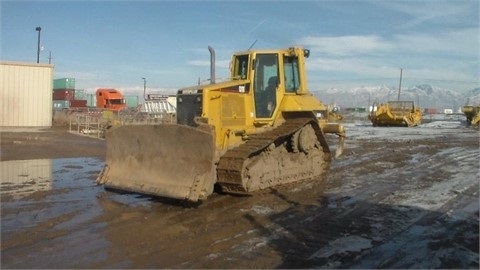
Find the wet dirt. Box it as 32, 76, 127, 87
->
0, 127, 105, 161
1, 122, 479, 269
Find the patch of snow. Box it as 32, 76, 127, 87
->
342, 121, 475, 142
250, 205, 273, 215
419, 121, 464, 129
207, 253, 220, 259
387, 149, 479, 211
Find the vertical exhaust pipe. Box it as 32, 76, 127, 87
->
208, 46, 215, 84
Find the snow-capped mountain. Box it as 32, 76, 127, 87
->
464, 87, 480, 106
313, 85, 480, 111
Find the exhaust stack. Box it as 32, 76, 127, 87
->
208, 46, 215, 84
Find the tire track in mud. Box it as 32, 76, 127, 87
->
348, 145, 480, 269
181, 128, 479, 269
352, 183, 479, 269
91, 189, 299, 268
272, 130, 479, 268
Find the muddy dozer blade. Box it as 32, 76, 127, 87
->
97, 124, 216, 202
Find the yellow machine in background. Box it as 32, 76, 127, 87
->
97, 47, 345, 201
327, 104, 344, 122
369, 101, 422, 127
462, 105, 480, 127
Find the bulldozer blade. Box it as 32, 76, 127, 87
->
97, 124, 216, 202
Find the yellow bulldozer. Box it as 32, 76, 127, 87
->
462, 105, 480, 127
97, 47, 345, 201
369, 101, 422, 127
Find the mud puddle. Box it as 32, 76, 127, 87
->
1, 157, 109, 267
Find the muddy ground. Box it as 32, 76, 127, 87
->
1, 122, 479, 269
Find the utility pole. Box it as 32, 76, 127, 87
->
397, 68, 403, 101
35, 26, 42, 63
48, 51, 52, 64
142, 77, 147, 100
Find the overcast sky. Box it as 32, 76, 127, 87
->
1, 0, 479, 95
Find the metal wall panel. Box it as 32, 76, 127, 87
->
1, 61, 54, 127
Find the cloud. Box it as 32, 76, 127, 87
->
307, 57, 399, 79
187, 59, 230, 68
298, 35, 393, 56
187, 60, 210, 67
299, 28, 478, 59
298, 25, 479, 91
373, 0, 477, 29
393, 27, 479, 57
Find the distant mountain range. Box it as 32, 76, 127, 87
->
313, 85, 480, 111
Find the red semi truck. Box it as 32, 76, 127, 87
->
96, 88, 127, 112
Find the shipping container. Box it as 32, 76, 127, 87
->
423, 108, 438, 114
1, 61, 54, 127
53, 100, 70, 110
124, 95, 139, 108
53, 88, 74, 91
74, 89, 86, 100
53, 78, 75, 90
70, 100, 87, 108
53, 100, 70, 109
86, 93, 96, 107
53, 89, 75, 100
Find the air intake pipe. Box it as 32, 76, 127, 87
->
208, 46, 215, 84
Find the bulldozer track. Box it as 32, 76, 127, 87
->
217, 117, 329, 194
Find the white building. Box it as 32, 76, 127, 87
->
1, 61, 54, 127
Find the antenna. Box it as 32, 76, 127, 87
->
247, 39, 258, 51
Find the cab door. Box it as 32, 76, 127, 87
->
253, 54, 279, 118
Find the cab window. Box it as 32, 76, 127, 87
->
284, 55, 300, 93
233, 55, 249, 79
